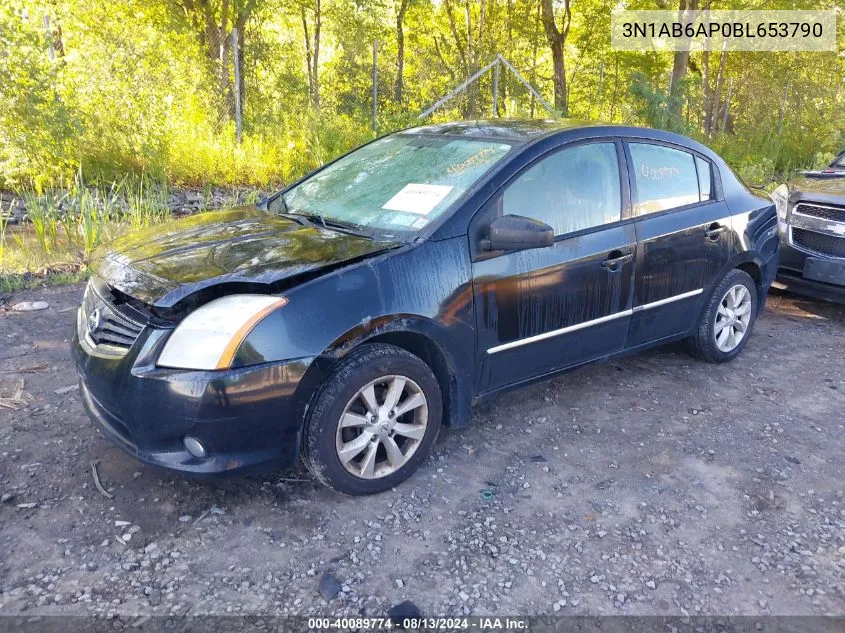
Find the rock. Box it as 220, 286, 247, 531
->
388, 600, 421, 627
395, 579, 404, 588
646, 580, 657, 590
17, 502, 37, 509
178, 515, 192, 523
1, 492, 14, 504
147, 588, 162, 606
319, 572, 342, 601
54, 385, 79, 395
12, 301, 49, 312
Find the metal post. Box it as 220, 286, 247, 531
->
496, 55, 555, 115
492, 58, 500, 117
232, 28, 242, 144
778, 83, 790, 134
596, 62, 604, 102
372, 40, 378, 132
43, 15, 54, 61
721, 77, 733, 132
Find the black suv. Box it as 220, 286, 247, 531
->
772, 151, 845, 303
73, 121, 780, 495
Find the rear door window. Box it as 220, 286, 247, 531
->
629, 143, 701, 216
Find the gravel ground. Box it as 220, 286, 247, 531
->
0, 283, 843, 618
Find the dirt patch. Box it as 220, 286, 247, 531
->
0, 284, 843, 617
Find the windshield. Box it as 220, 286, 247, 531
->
832, 153, 845, 169
281, 135, 512, 236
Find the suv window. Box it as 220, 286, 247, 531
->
502, 142, 621, 236
629, 143, 700, 216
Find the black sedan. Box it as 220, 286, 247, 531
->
771, 151, 845, 303
73, 120, 779, 495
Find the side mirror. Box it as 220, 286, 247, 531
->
481, 214, 555, 252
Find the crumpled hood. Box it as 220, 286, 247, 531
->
91, 206, 399, 308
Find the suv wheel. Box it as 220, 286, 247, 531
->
687, 269, 758, 363
301, 343, 442, 495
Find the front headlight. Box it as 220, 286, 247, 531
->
771, 183, 790, 224
157, 294, 287, 370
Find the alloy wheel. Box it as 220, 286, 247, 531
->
335, 375, 429, 479
714, 284, 752, 352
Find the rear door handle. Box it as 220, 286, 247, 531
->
601, 251, 634, 271
705, 223, 727, 239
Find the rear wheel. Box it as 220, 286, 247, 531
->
301, 344, 442, 495
687, 269, 758, 363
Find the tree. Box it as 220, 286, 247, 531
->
300, 0, 321, 109
175, 0, 262, 117
394, 0, 409, 102
540, 0, 571, 115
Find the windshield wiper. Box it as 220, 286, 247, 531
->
312, 215, 374, 239
292, 212, 374, 240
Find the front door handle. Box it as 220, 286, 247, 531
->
601, 251, 634, 272
705, 223, 727, 240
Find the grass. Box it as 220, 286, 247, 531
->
0, 268, 89, 294
0, 171, 172, 290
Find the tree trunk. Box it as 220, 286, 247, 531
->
313, 0, 320, 110
701, 48, 711, 134
710, 45, 727, 137
540, 0, 570, 115
464, 0, 475, 117
531, 3, 541, 119
394, 0, 409, 103
667, 0, 697, 122
219, 0, 231, 104
301, 0, 321, 110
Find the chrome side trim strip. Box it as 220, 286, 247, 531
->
485, 288, 703, 355
486, 309, 633, 354
632, 288, 703, 312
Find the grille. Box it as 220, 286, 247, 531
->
82, 281, 146, 353
791, 228, 845, 259
794, 203, 845, 223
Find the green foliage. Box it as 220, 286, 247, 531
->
0, 0, 842, 192
0, 170, 172, 275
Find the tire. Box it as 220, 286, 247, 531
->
687, 268, 758, 363
301, 343, 442, 495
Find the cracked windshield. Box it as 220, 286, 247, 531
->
282, 135, 512, 234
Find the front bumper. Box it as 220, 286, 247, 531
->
775, 224, 845, 304
73, 313, 315, 476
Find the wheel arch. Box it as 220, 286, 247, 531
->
293, 315, 473, 432
727, 254, 765, 314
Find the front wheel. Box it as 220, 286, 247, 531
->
301, 344, 442, 495
687, 269, 758, 363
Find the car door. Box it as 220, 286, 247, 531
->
624, 141, 733, 348
470, 139, 637, 393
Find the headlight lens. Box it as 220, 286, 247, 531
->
157, 294, 287, 370
771, 183, 790, 224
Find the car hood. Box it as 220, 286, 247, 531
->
91, 206, 400, 308
790, 173, 845, 201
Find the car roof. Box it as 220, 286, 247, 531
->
402, 119, 604, 143
402, 119, 709, 148
402, 119, 723, 164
